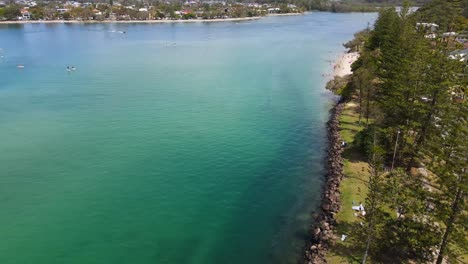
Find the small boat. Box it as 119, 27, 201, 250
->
17, 64, 24, 68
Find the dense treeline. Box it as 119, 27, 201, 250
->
0, 0, 302, 21
335, 1, 467, 263
294, 0, 432, 12
0, 0, 434, 22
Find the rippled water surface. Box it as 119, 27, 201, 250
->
0, 13, 376, 264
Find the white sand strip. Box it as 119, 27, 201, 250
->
333, 52, 359, 77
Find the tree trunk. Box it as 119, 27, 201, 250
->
366, 84, 371, 126
436, 187, 463, 264
362, 236, 371, 264
406, 89, 440, 171
358, 79, 363, 125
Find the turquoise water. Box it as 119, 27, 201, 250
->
0, 13, 376, 264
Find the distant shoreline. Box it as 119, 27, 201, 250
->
0, 13, 304, 25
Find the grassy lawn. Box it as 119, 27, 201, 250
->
326, 101, 371, 264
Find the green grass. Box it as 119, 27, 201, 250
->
326, 102, 371, 264
326, 102, 467, 264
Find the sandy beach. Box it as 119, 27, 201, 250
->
333, 52, 359, 77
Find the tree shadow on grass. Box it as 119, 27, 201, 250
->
339, 119, 361, 126
342, 173, 369, 186
339, 127, 361, 135
342, 146, 367, 163
340, 112, 359, 119
329, 221, 366, 264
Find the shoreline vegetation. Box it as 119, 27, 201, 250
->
0, 0, 308, 24
305, 1, 467, 263
0, 1, 405, 25
0, 16, 262, 24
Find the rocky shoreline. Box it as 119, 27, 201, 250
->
303, 98, 345, 264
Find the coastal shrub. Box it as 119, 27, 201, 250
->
3, 5, 20, 20
343, 30, 370, 52
182, 13, 196, 20
62, 12, 71, 20
339, 82, 354, 100
325, 75, 351, 95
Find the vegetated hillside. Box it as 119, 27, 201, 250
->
321, 1, 467, 263
414, 0, 468, 31
355, 0, 431, 4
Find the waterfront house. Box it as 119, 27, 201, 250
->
93, 8, 102, 16
56, 8, 68, 14
20, 8, 31, 20
267, 7, 280, 13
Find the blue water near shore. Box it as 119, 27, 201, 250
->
0, 13, 376, 264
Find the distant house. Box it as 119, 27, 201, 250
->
138, 8, 148, 12
455, 34, 468, 48
20, 8, 31, 20
0, 1, 6, 7
202, 0, 225, 5
15, 0, 27, 5
442, 32, 458, 37
93, 9, 102, 16
64, 1, 80, 7
441, 32, 459, 43
247, 3, 260, 8
416, 22, 439, 32
267, 7, 280, 13
118, 14, 130, 20
56, 8, 69, 14
448, 48, 468, 62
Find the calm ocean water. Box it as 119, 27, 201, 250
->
0, 13, 376, 264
